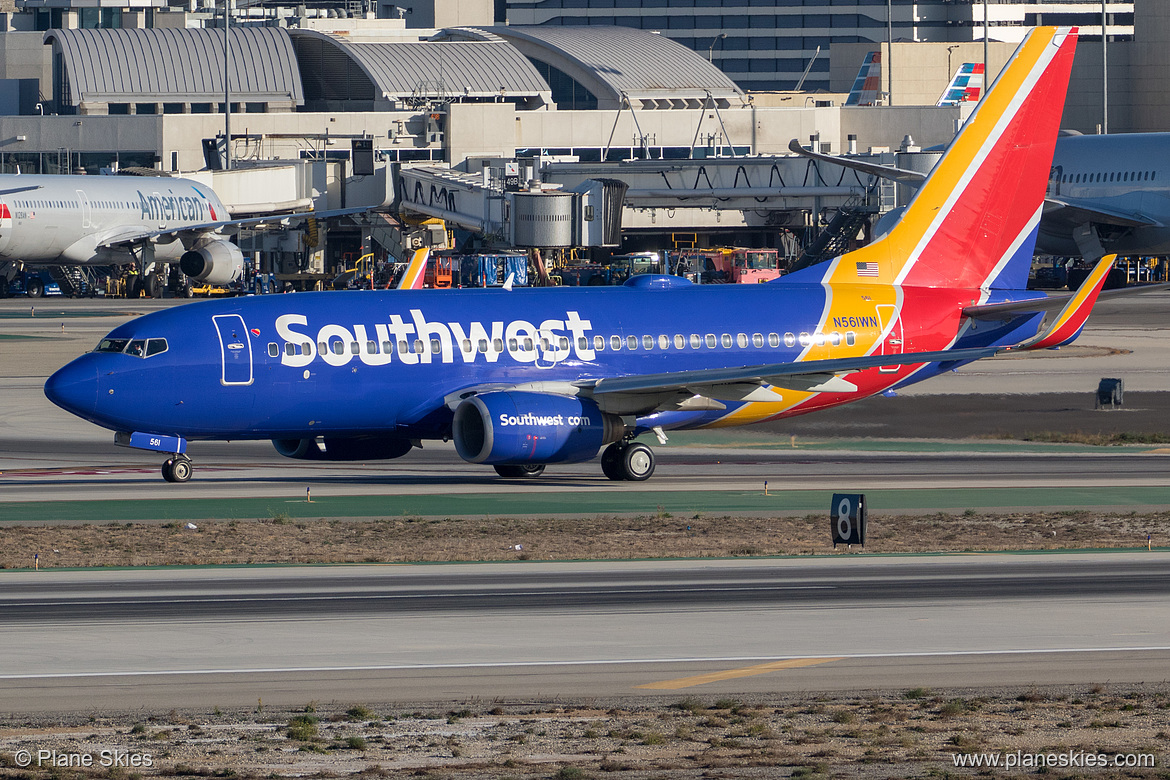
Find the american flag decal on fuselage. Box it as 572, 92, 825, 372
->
856, 261, 879, 277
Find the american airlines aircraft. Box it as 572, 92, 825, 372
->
46, 28, 1121, 484
0, 174, 355, 297
1043, 131, 1170, 258
793, 127, 1170, 262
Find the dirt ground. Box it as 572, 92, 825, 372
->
0, 685, 1167, 779
1, 509, 1167, 569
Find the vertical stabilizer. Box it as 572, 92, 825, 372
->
837, 27, 1078, 291
397, 247, 429, 290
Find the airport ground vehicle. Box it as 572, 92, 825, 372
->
554, 252, 663, 286
669, 248, 784, 284
0, 270, 62, 298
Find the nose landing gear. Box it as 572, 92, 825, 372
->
162, 456, 193, 483
601, 441, 655, 481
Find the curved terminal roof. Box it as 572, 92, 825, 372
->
44, 27, 303, 107
289, 30, 551, 109
446, 25, 744, 109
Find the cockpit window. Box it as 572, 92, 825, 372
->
95, 338, 130, 353
94, 337, 167, 357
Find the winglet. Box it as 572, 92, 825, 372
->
1017, 255, 1115, 350
397, 247, 429, 290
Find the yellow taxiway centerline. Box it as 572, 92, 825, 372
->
635, 657, 843, 690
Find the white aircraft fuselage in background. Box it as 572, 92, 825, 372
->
0, 174, 230, 267
1043, 132, 1170, 257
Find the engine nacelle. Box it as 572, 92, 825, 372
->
453, 392, 625, 465
272, 438, 321, 459
180, 239, 244, 285
272, 437, 413, 461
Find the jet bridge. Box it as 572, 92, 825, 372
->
541, 155, 893, 230
396, 152, 903, 239
395, 166, 626, 248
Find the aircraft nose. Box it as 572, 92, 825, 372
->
44, 358, 98, 417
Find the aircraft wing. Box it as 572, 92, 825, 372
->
0, 184, 43, 197
587, 345, 1000, 400
95, 206, 369, 250
787, 139, 928, 184
1043, 197, 1161, 228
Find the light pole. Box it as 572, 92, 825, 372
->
983, 0, 988, 80
707, 33, 726, 64
224, 0, 232, 170
886, 0, 893, 105
1102, 0, 1109, 133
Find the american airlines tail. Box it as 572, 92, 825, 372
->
794, 27, 1078, 293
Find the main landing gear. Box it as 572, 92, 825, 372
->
601, 441, 655, 482
162, 455, 193, 483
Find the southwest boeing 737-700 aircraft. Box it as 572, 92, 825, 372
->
46, 27, 1121, 483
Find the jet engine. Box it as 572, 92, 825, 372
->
180, 239, 244, 285
452, 391, 626, 465
272, 437, 413, 461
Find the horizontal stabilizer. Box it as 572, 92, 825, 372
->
1013, 255, 1115, 350
964, 279, 1170, 320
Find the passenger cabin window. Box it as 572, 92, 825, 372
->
642, 335, 654, 349
690, 334, 701, 348
721, 334, 732, 348
627, 335, 638, 350
737, 333, 748, 348
846, 331, 856, 346
611, 335, 622, 351
705, 334, 716, 348
752, 333, 764, 348
594, 335, 605, 351
780, 333, 792, 347
269, 343, 281, 357
674, 334, 685, 349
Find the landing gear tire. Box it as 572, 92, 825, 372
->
494, 464, 546, 479
620, 442, 655, 481
601, 443, 625, 481
162, 457, 192, 483
601, 442, 656, 481
147, 274, 164, 298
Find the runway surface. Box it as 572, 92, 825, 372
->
2, 553, 1168, 713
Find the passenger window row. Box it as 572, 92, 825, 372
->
265, 330, 858, 359
1060, 170, 1157, 184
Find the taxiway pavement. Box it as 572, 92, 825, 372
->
1, 553, 1167, 713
